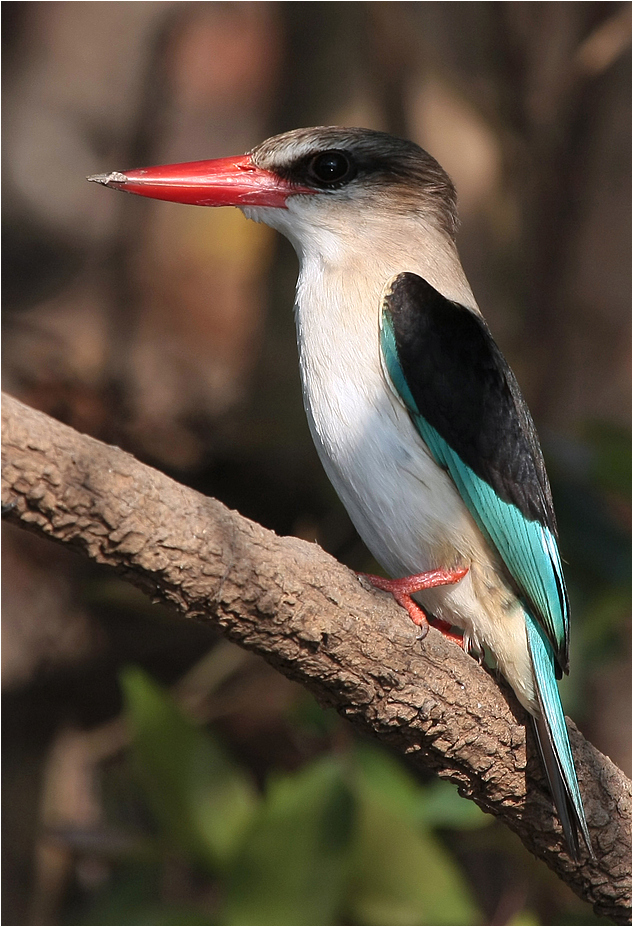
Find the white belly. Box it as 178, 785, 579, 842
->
303, 359, 467, 576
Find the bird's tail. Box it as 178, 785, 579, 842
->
524, 610, 594, 860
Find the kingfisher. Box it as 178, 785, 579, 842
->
89, 126, 593, 859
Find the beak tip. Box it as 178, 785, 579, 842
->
87, 171, 128, 187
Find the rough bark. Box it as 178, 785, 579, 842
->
2, 392, 631, 923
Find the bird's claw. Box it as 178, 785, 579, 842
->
463, 633, 485, 664
358, 568, 470, 650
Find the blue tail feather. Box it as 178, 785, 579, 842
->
525, 610, 594, 859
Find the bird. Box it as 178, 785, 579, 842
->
89, 126, 593, 859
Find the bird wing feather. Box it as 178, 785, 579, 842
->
379, 272, 569, 672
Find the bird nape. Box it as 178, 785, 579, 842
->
88, 125, 594, 861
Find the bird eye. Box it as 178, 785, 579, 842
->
309, 151, 354, 186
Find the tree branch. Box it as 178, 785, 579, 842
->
2, 392, 630, 923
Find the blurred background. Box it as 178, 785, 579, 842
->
2, 3, 630, 924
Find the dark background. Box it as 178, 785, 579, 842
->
3, 3, 631, 924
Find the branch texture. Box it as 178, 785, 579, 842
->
2, 392, 630, 923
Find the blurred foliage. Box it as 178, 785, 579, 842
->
58, 667, 611, 926
70, 667, 489, 926
122, 667, 258, 872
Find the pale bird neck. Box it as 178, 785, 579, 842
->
292, 211, 477, 318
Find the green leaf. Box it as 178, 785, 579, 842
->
355, 743, 487, 829
347, 745, 481, 925
347, 795, 480, 925
418, 778, 489, 830
120, 666, 257, 871
221, 756, 354, 925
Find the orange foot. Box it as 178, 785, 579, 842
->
359, 568, 469, 648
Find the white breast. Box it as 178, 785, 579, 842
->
295, 255, 472, 576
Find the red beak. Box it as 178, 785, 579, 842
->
87, 155, 310, 208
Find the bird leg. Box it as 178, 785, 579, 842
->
359, 568, 468, 647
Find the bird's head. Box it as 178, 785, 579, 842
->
88, 127, 458, 257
